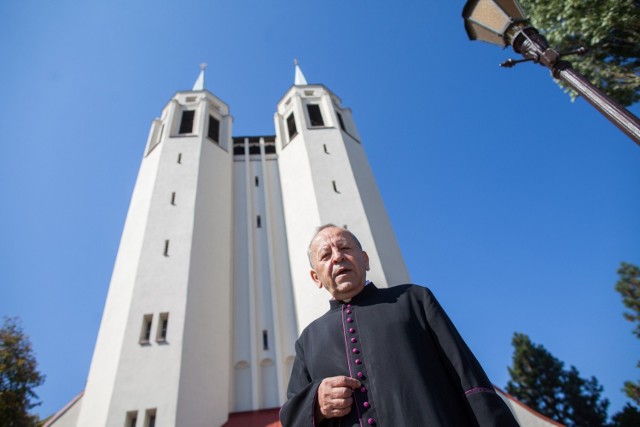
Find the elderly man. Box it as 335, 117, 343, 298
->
279, 225, 519, 426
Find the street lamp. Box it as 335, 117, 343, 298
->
462, 0, 640, 146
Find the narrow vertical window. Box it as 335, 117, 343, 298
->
255, 176, 259, 187
177, 153, 182, 164
323, 144, 330, 154
158, 123, 165, 142
286, 113, 297, 140
126, 411, 138, 427
157, 313, 169, 343
207, 115, 220, 143
336, 111, 346, 131
262, 330, 269, 350
307, 104, 324, 127
140, 314, 153, 344
163, 240, 170, 257
145, 409, 157, 427
332, 181, 340, 193
178, 110, 195, 134
171, 192, 176, 205
257, 215, 262, 228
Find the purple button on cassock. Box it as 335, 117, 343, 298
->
351, 338, 357, 343
357, 372, 364, 378
352, 348, 359, 354
368, 418, 375, 425
363, 401, 370, 408
355, 359, 362, 365
346, 309, 352, 314
346, 318, 353, 323
360, 386, 367, 392
349, 328, 356, 333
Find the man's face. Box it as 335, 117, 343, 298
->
309, 227, 370, 301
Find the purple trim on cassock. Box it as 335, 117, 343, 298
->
341, 305, 364, 427
312, 387, 318, 427
465, 387, 496, 396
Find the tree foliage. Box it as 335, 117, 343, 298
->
507, 332, 609, 427
610, 403, 640, 427
0, 317, 45, 427
506, 333, 565, 420
563, 366, 609, 427
615, 262, 640, 405
517, 0, 640, 106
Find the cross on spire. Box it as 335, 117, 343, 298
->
294, 58, 308, 85
193, 63, 206, 91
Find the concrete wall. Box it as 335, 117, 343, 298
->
79, 90, 233, 427
77, 79, 410, 426
276, 84, 410, 331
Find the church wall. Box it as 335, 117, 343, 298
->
231, 137, 297, 411
261, 155, 298, 404
232, 153, 253, 411
77, 71, 412, 426
275, 84, 410, 335
76, 115, 165, 426
176, 107, 233, 426
103, 95, 205, 425
43, 392, 83, 427
301, 124, 392, 287
343, 133, 410, 287
275, 90, 327, 331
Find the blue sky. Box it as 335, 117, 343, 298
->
1, 0, 639, 420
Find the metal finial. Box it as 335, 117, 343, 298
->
200, 63, 207, 71
294, 59, 307, 85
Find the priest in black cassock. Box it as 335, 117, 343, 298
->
279, 225, 520, 427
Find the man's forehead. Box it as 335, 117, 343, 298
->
311, 228, 353, 249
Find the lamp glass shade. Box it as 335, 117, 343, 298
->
463, 0, 527, 46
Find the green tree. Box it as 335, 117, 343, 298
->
0, 317, 45, 427
506, 332, 609, 426
615, 262, 640, 405
610, 403, 640, 427
563, 366, 608, 427
518, 0, 640, 106
506, 333, 566, 421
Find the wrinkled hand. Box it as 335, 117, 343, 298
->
316, 376, 361, 420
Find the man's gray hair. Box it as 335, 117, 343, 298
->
306, 224, 363, 268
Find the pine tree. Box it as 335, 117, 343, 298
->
0, 317, 45, 427
507, 332, 609, 426
506, 333, 565, 421
517, 0, 640, 106
614, 262, 640, 405
610, 403, 640, 427
562, 366, 608, 427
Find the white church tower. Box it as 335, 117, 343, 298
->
275, 62, 410, 329
47, 64, 409, 427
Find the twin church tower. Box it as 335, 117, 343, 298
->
50, 64, 409, 426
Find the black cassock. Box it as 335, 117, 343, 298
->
279, 284, 519, 427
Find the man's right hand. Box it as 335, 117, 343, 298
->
315, 376, 361, 420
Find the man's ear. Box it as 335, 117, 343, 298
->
310, 269, 323, 289
363, 251, 370, 271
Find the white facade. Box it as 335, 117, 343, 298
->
55, 68, 410, 427
275, 83, 410, 329
76, 87, 235, 427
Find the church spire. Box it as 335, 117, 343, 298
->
294, 59, 307, 85
192, 63, 206, 90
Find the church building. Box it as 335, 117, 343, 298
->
45, 64, 561, 427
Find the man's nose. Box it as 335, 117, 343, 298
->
331, 249, 344, 263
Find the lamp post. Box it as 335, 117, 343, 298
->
462, 0, 640, 147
